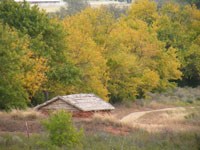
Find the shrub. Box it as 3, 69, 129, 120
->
42, 110, 83, 149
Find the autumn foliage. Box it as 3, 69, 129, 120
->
0, 0, 199, 109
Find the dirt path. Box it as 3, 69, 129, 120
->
120, 106, 199, 132
120, 107, 186, 123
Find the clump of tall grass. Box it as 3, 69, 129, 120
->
10, 109, 44, 120
14, 109, 42, 120
0, 109, 44, 120
92, 113, 125, 128
184, 108, 200, 126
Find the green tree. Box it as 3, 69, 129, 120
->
154, 0, 200, 9
0, 0, 81, 104
184, 0, 200, 8
0, 23, 28, 110
155, 2, 200, 86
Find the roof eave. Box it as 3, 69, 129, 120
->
34, 96, 62, 110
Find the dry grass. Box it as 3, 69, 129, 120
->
148, 87, 200, 105
0, 109, 44, 120
183, 107, 200, 126
92, 113, 124, 127
89, 113, 134, 135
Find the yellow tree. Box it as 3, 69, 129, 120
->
128, 0, 158, 26
105, 19, 161, 101
63, 10, 111, 99
62, 2, 182, 102
19, 51, 49, 98
105, 8, 181, 101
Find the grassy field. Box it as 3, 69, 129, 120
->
0, 107, 199, 150
0, 87, 200, 150
0, 129, 199, 150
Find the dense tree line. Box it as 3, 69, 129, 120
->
155, 0, 200, 8
0, 0, 199, 109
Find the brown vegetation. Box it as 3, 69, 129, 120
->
0, 104, 199, 135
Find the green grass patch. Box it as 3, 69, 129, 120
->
0, 130, 200, 150
83, 130, 200, 150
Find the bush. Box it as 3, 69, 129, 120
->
42, 110, 83, 149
